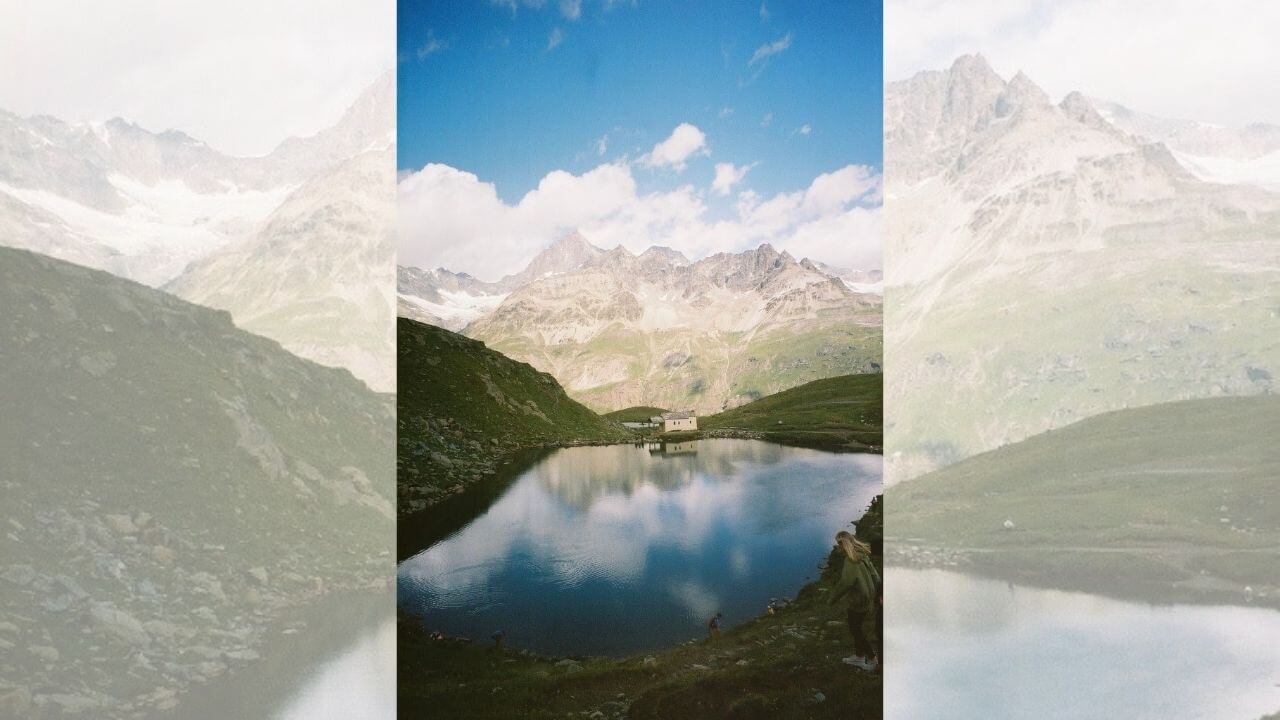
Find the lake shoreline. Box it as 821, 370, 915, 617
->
149, 588, 393, 719
630, 427, 883, 454
398, 496, 884, 719
886, 540, 1279, 610
401, 430, 882, 520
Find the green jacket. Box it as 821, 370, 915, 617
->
830, 553, 880, 612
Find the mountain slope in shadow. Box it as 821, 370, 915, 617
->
0, 247, 393, 717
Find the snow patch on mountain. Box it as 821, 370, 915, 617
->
400, 287, 508, 332
1090, 96, 1280, 191
1169, 148, 1280, 191
0, 176, 291, 285
0, 70, 393, 288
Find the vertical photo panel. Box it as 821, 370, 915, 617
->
395, 1, 886, 717
1, 1, 397, 717
883, 2, 1280, 718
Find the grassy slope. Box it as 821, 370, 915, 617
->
604, 405, 669, 423
397, 318, 628, 513
889, 395, 1280, 605
696, 373, 882, 452
399, 497, 883, 720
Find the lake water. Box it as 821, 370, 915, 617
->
270, 617, 395, 720
154, 594, 395, 720
886, 568, 1280, 720
398, 439, 882, 656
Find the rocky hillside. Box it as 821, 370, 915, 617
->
885, 54, 1280, 481
401, 233, 882, 415
889, 396, 1279, 605
398, 318, 628, 515
0, 247, 393, 718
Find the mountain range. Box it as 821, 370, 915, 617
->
1089, 97, 1280, 191
398, 233, 882, 414
884, 54, 1280, 481
0, 72, 395, 391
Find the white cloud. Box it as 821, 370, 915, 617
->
748, 32, 792, 66
560, 0, 582, 20
759, 1, 770, 22
491, 0, 548, 15
398, 160, 882, 281
761, 113, 773, 127
547, 27, 565, 51
795, 123, 812, 136
719, 106, 735, 119
786, 205, 883, 273
0, 0, 393, 157
711, 162, 755, 196
596, 134, 609, 157
641, 123, 709, 172
887, 0, 1280, 126
802, 165, 882, 214
416, 29, 446, 60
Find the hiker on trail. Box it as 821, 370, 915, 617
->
829, 531, 881, 672
707, 612, 723, 639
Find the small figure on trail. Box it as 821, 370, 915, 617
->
829, 530, 881, 673
491, 629, 506, 650
707, 612, 723, 639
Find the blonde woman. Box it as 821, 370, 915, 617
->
829, 531, 881, 672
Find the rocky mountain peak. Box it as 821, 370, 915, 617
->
995, 70, 1051, 117
946, 54, 1007, 117
1058, 91, 1127, 138
513, 230, 607, 282
1059, 91, 1100, 122
640, 245, 690, 265
551, 230, 591, 250
103, 116, 141, 133
949, 53, 1000, 84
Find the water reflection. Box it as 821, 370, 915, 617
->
151, 593, 394, 719
886, 569, 1280, 720
648, 441, 699, 455
399, 440, 881, 656
272, 618, 395, 720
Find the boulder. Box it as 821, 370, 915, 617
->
246, 566, 270, 586
104, 514, 138, 535
89, 603, 151, 647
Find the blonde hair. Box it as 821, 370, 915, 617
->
835, 531, 871, 561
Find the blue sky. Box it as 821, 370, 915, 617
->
400, 0, 880, 202
397, 0, 884, 280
